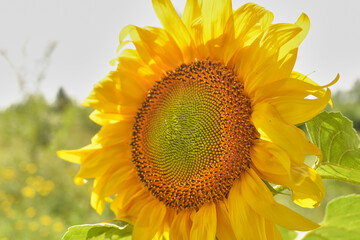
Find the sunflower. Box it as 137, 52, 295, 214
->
58, 0, 338, 239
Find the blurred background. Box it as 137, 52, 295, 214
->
1, 0, 360, 239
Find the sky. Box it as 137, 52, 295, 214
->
1, 0, 360, 109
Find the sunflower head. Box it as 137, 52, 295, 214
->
131, 59, 258, 211
58, 0, 338, 239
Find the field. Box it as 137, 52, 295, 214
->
0, 94, 113, 239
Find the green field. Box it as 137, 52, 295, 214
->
0, 93, 114, 240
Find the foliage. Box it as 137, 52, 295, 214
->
303, 195, 360, 240
0, 92, 114, 240
62, 222, 133, 240
279, 195, 360, 240
331, 79, 360, 131
277, 226, 297, 240
306, 112, 360, 184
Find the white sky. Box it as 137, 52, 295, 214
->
1, 0, 360, 109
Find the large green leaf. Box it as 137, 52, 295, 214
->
62, 222, 133, 240
277, 226, 297, 240
306, 112, 360, 184
303, 194, 360, 240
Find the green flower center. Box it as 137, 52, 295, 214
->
143, 80, 222, 183
131, 59, 258, 211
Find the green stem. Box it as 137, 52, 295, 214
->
274, 185, 288, 195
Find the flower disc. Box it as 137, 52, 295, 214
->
131, 59, 258, 210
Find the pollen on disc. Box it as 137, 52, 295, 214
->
131, 59, 258, 211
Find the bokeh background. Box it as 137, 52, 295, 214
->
1, 0, 360, 239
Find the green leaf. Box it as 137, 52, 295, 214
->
277, 225, 297, 240
61, 222, 133, 240
306, 112, 360, 184
303, 194, 360, 240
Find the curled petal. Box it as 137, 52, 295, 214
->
241, 169, 319, 231
252, 102, 322, 164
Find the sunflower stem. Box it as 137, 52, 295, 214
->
273, 185, 288, 195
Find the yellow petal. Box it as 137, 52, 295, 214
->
74, 144, 130, 179
57, 146, 92, 165
252, 102, 322, 165
268, 74, 339, 124
251, 74, 338, 124
233, 3, 273, 40
181, 0, 205, 56
224, 3, 273, 65
251, 139, 291, 175
236, 24, 302, 97
82, 78, 120, 113
58, 142, 131, 181
88, 110, 134, 126
114, 48, 158, 86
190, 203, 217, 240
110, 179, 148, 223
91, 121, 133, 146
265, 220, 283, 240
228, 179, 267, 239
254, 161, 325, 208
277, 48, 298, 80
241, 169, 319, 231
251, 140, 324, 208
291, 71, 339, 90
278, 13, 310, 60
132, 200, 167, 240
120, 25, 184, 72
182, 0, 201, 28
253, 78, 323, 104
152, 0, 195, 61
290, 164, 325, 208
182, 0, 202, 43
267, 90, 332, 125
169, 211, 192, 240
202, 0, 232, 43
259, 23, 302, 56
90, 163, 135, 214
215, 201, 237, 240
96, 165, 135, 198
82, 71, 146, 116
91, 177, 107, 214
